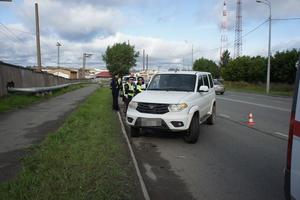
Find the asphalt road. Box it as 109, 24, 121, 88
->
217, 91, 292, 138
0, 84, 98, 181
126, 91, 291, 200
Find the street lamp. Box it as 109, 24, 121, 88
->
83, 53, 93, 69
256, 0, 272, 94
82, 53, 93, 78
56, 42, 62, 67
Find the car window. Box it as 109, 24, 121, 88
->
203, 75, 209, 88
208, 74, 213, 88
198, 76, 203, 90
213, 79, 221, 85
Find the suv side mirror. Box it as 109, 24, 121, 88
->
199, 85, 209, 92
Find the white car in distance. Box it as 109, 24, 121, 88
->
126, 71, 216, 143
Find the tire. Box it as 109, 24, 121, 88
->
207, 104, 216, 125
184, 114, 200, 144
220, 91, 224, 95
130, 127, 140, 137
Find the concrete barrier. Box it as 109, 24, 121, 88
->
0, 61, 82, 97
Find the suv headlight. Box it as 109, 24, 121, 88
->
128, 101, 138, 110
169, 103, 188, 112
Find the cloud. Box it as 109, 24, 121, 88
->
17, 0, 126, 41
0, 28, 211, 69
51, 0, 139, 7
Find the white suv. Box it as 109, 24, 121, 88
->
126, 71, 216, 143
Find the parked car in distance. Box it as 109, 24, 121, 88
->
126, 71, 216, 144
213, 79, 225, 95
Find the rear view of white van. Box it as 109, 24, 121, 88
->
285, 56, 300, 200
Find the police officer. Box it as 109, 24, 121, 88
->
110, 74, 121, 111
135, 77, 145, 95
124, 77, 135, 113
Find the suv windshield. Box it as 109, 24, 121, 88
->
147, 74, 196, 92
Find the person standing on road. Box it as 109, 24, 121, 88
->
124, 77, 135, 113
110, 74, 121, 111
135, 77, 145, 95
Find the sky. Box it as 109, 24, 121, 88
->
0, 0, 299, 70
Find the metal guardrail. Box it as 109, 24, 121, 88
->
7, 82, 81, 93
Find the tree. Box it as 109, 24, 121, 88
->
193, 58, 219, 78
219, 50, 231, 68
221, 56, 266, 82
271, 49, 299, 84
102, 42, 139, 76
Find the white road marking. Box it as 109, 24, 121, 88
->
117, 112, 150, 200
0, 163, 9, 169
217, 96, 290, 112
176, 155, 186, 159
274, 132, 288, 139
144, 163, 157, 181
219, 113, 231, 119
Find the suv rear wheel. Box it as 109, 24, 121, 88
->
184, 114, 200, 144
207, 104, 216, 125
130, 127, 140, 137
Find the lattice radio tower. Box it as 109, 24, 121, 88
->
234, 0, 242, 58
220, 0, 228, 60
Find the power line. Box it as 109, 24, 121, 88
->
0, 22, 24, 43
272, 17, 300, 21
4, 26, 34, 35
0, 27, 20, 44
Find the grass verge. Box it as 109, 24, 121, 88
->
224, 81, 294, 96
0, 88, 139, 200
0, 84, 88, 112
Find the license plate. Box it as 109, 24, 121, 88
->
141, 118, 161, 127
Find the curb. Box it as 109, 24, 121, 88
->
117, 112, 150, 200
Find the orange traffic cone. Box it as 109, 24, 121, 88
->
247, 112, 255, 126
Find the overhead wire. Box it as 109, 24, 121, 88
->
0, 22, 24, 43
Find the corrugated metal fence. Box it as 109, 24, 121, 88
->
0, 62, 79, 97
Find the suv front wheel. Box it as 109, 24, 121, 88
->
184, 114, 200, 144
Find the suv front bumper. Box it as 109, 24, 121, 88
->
126, 108, 193, 131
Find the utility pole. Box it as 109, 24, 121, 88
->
191, 44, 194, 70
234, 0, 242, 58
256, 0, 272, 94
142, 49, 145, 71
56, 42, 61, 67
35, 3, 42, 72
146, 54, 148, 71
220, 1, 228, 60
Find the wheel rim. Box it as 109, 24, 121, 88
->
212, 106, 216, 121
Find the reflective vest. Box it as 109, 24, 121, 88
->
136, 84, 145, 93
126, 83, 135, 97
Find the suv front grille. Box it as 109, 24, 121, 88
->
137, 103, 169, 114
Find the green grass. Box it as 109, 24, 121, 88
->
0, 88, 139, 200
0, 84, 88, 112
224, 81, 294, 96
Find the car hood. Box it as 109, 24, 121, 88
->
132, 90, 193, 104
